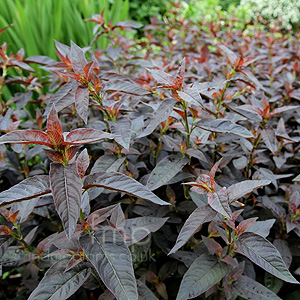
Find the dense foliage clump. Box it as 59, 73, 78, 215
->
0, 3, 299, 300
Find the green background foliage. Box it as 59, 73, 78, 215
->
0, 0, 130, 58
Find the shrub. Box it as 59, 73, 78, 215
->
129, 0, 168, 24
0, 3, 299, 299
239, 0, 300, 29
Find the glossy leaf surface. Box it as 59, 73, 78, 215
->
0, 175, 50, 208
176, 254, 227, 300
84, 172, 170, 205
28, 259, 90, 300
196, 119, 253, 138
227, 180, 271, 203
123, 217, 168, 246
234, 275, 281, 300
50, 163, 82, 239
147, 155, 189, 191
169, 205, 217, 254
235, 232, 298, 283
80, 227, 138, 300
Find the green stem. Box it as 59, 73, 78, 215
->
14, 223, 33, 252
182, 101, 191, 149
246, 132, 262, 178
79, 209, 85, 221
216, 69, 236, 117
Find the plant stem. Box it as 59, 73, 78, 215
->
246, 132, 262, 178
0, 64, 7, 108
182, 101, 192, 149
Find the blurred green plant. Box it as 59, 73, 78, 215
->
129, 0, 168, 24
0, 0, 129, 59
166, 1, 251, 30
178, 0, 223, 21
219, 0, 241, 10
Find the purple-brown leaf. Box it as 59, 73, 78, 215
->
0, 130, 52, 147
75, 85, 90, 124
50, 163, 82, 239
65, 128, 114, 144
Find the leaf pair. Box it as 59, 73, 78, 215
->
0, 104, 113, 164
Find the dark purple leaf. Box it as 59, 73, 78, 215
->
227, 180, 271, 203
176, 253, 227, 300
90, 153, 123, 174
0, 175, 50, 208
0, 108, 13, 131
84, 172, 169, 206
293, 174, 300, 182
50, 163, 82, 239
273, 239, 292, 268
43, 148, 64, 164
70, 41, 88, 75
234, 275, 281, 300
169, 205, 217, 254
28, 259, 91, 300
208, 188, 231, 219
6, 91, 32, 109
226, 103, 262, 122
10, 60, 35, 72
244, 219, 275, 238
0, 235, 13, 259
196, 118, 253, 138
105, 80, 150, 96
202, 236, 223, 256
269, 105, 299, 118
177, 87, 204, 108
209, 158, 223, 186
240, 69, 263, 89
75, 85, 90, 124
109, 203, 125, 230
146, 155, 189, 191
44, 81, 76, 115
219, 44, 238, 65
0, 236, 13, 276
184, 148, 208, 163
171, 251, 200, 268
138, 98, 177, 138
235, 232, 298, 283
80, 191, 90, 219
54, 40, 70, 57
260, 196, 286, 218
137, 279, 159, 300
11, 197, 40, 223
113, 21, 143, 28
109, 119, 132, 150
261, 128, 277, 154
147, 68, 176, 87
24, 55, 57, 65
86, 204, 118, 228
65, 128, 114, 144
0, 130, 52, 147
80, 227, 138, 300
76, 149, 90, 178
175, 57, 185, 87
123, 217, 168, 246
47, 104, 63, 135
